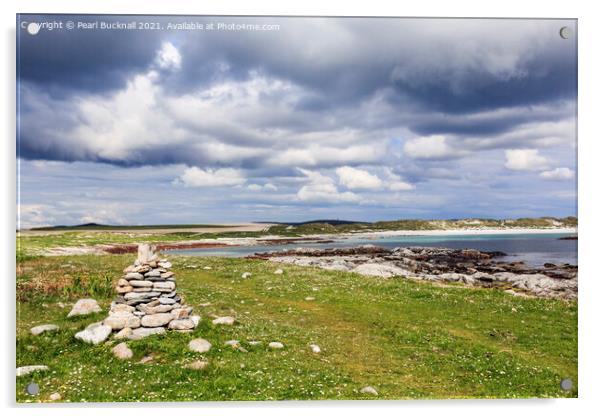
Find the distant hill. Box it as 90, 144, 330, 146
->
255, 219, 369, 226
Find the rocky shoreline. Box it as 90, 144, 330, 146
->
250, 246, 577, 300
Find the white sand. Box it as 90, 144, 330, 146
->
342, 227, 577, 238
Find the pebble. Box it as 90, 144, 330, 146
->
49, 392, 62, 401
305, 297, 316, 301
189, 338, 212, 353
274, 269, 284, 275
212, 316, 235, 325
310, 344, 321, 353
203, 266, 212, 270
360, 386, 378, 396
112, 342, 133, 360
268, 341, 284, 349
30, 324, 59, 336
139, 355, 154, 364
67, 298, 102, 317
241, 272, 252, 278
16, 365, 49, 377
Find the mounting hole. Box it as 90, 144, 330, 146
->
560, 378, 573, 390
559, 26, 571, 39
26, 382, 39, 395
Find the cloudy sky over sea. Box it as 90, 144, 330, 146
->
17, 16, 577, 227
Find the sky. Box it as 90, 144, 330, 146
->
17, 15, 577, 228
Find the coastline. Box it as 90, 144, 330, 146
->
335, 227, 578, 239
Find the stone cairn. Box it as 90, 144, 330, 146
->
104, 243, 200, 340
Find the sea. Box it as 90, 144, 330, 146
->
169, 232, 577, 267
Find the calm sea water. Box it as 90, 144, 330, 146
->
170, 232, 577, 267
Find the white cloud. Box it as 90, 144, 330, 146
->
296, 169, 360, 203
336, 166, 382, 190
247, 183, 278, 191
269, 144, 386, 168
176, 167, 246, 187
404, 135, 462, 160
384, 168, 415, 191
539, 167, 575, 181
18, 204, 55, 229
504, 149, 549, 171
155, 42, 182, 70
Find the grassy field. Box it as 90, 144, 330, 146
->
16, 252, 577, 402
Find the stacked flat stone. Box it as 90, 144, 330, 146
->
104, 244, 200, 340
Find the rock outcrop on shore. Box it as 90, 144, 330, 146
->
250, 246, 577, 300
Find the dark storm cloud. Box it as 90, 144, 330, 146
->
18, 15, 165, 94
17, 15, 577, 177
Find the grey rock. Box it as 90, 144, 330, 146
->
212, 316, 235, 325
114, 327, 133, 339
112, 342, 133, 360
168, 318, 195, 330
124, 291, 160, 301
75, 322, 112, 345
360, 386, 378, 396
127, 326, 166, 340
16, 365, 49, 377
144, 270, 161, 278
153, 281, 176, 292
190, 315, 201, 328
30, 324, 59, 336
130, 280, 153, 288
189, 338, 212, 353
352, 263, 409, 278
49, 392, 62, 401
67, 298, 102, 317
141, 313, 173, 327
103, 313, 141, 330
124, 272, 144, 281
268, 341, 284, 349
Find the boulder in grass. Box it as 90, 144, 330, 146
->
212, 316, 235, 326
112, 342, 133, 360
30, 324, 59, 336
74, 322, 112, 345
67, 299, 102, 317
188, 338, 212, 353
16, 365, 49, 377
360, 386, 378, 396
268, 341, 284, 349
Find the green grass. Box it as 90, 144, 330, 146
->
16, 254, 577, 402
29, 224, 235, 231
